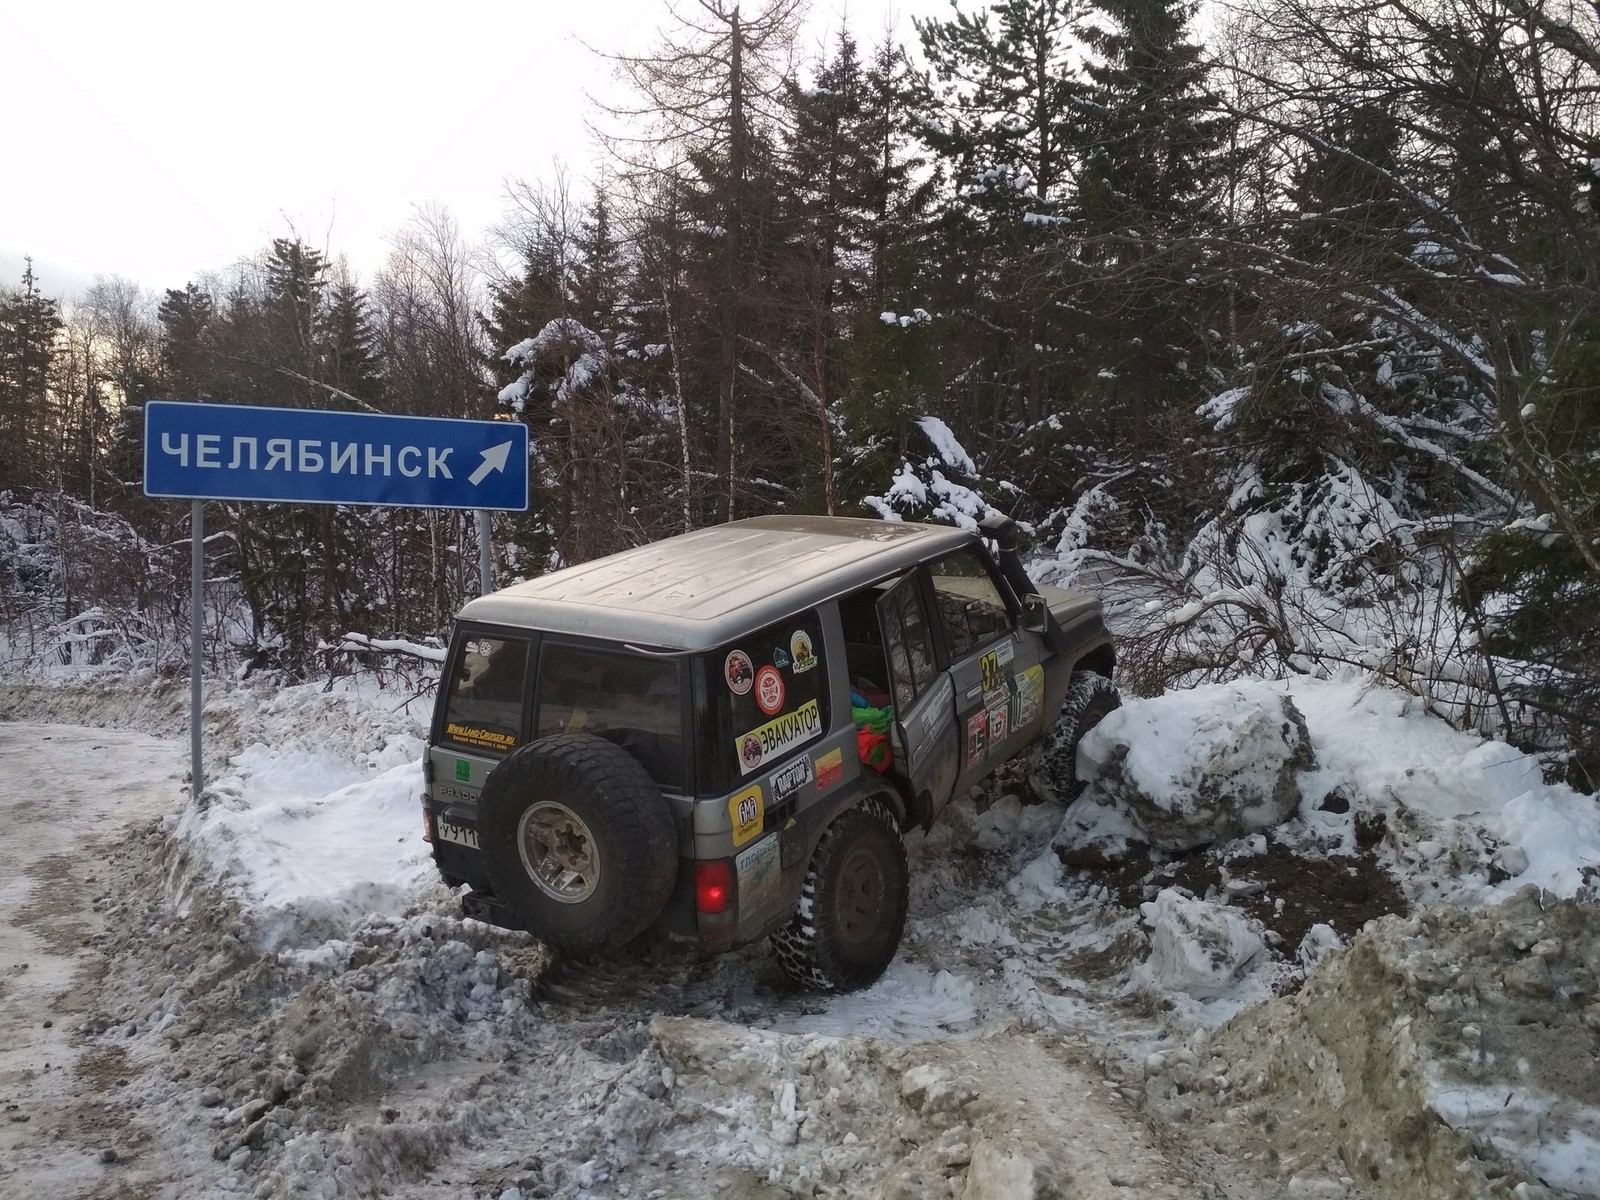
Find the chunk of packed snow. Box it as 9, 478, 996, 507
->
1139, 887, 1264, 1000
1067, 684, 1315, 853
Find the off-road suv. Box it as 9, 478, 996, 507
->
421, 514, 1117, 991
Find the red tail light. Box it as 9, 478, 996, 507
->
695, 860, 732, 913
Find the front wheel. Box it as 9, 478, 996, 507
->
771, 798, 909, 992
1027, 671, 1121, 804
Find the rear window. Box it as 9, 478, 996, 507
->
695, 611, 829, 794
440, 635, 530, 755
535, 643, 686, 791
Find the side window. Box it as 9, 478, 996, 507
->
441, 635, 529, 755
927, 549, 1012, 660
880, 577, 938, 711
716, 610, 829, 780
534, 644, 684, 791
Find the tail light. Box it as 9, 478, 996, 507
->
695, 860, 732, 914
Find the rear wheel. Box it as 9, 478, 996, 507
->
1027, 672, 1121, 804
477, 734, 677, 957
772, 798, 908, 992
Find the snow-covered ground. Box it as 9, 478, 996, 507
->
1, 667, 1597, 1199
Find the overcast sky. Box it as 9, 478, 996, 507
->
1, 0, 939, 300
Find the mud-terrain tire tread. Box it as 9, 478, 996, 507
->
771, 797, 908, 992
1027, 671, 1121, 804
477, 733, 677, 957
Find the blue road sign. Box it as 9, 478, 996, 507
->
144, 401, 529, 511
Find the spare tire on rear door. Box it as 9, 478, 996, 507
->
477, 733, 677, 957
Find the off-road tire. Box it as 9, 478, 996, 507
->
771, 798, 908, 992
477, 733, 677, 957
1027, 672, 1121, 804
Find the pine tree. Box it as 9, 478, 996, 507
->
600, 0, 804, 521
1071, 0, 1235, 429
767, 32, 886, 513
156, 282, 217, 400
0, 261, 65, 492
261, 238, 330, 408
909, 0, 1091, 474
318, 272, 383, 406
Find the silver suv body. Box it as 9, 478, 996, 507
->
422, 515, 1114, 989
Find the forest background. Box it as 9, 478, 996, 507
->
2, 0, 1597, 790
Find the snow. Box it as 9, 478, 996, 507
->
1138, 887, 1265, 1001
179, 738, 429, 949
498, 317, 611, 413
7, 662, 1600, 1198
916, 415, 976, 473
1196, 385, 1249, 430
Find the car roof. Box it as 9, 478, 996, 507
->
458, 515, 976, 651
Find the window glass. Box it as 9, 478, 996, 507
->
535, 644, 685, 790
441, 635, 528, 756
927, 549, 1012, 659
880, 577, 937, 711
697, 610, 829, 792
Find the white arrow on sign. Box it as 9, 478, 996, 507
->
468, 440, 513, 486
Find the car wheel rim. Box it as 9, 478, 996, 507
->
836, 846, 887, 945
518, 801, 600, 904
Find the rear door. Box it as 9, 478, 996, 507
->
876, 572, 959, 819
429, 628, 537, 853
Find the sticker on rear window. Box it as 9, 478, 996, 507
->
725, 650, 754, 695
789, 630, 817, 674
446, 722, 517, 753
755, 666, 786, 715
735, 699, 822, 775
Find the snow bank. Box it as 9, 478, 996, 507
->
1062, 674, 1600, 905
1285, 674, 1600, 904
180, 743, 429, 949
171, 678, 434, 949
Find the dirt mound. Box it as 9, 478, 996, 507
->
1159, 887, 1600, 1198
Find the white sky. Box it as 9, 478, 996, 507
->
1, 0, 940, 299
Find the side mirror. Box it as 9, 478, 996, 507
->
1021, 592, 1049, 634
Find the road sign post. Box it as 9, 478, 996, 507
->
144, 401, 530, 802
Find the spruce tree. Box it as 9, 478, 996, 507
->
156, 282, 217, 400
909, 0, 1091, 497
1072, 0, 1234, 430
0, 261, 64, 492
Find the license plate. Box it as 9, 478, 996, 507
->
436, 817, 480, 850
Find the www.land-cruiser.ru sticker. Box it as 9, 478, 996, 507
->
736, 699, 822, 774
446, 722, 517, 752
